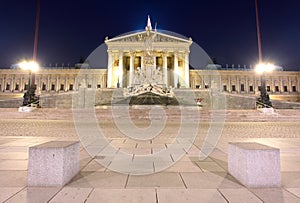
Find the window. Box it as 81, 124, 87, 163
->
249, 86, 253, 92
223, 85, 227, 91
24, 84, 28, 90
292, 86, 297, 92
178, 60, 183, 67
51, 84, 55, 91
15, 84, 19, 91
69, 84, 73, 91
240, 84, 245, 92
60, 84, 64, 91
231, 85, 236, 92
97, 84, 101, 88
6, 83, 10, 91
42, 83, 46, 91
205, 85, 209, 89
258, 86, 261, 91
88, 84, 92, 88
195, 85, 200, 89
284, 86, 288, 92
275, 86, 279, 92
267, 86, 271, 92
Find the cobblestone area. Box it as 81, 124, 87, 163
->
0, 119, 299, 138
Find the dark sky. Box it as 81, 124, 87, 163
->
1, 0, 300, 70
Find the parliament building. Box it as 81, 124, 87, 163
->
0, 17, 299, 102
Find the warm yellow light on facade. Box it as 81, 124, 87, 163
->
19, 60, 39, 72
175, 68, 182, 76
255, 62, 275, 74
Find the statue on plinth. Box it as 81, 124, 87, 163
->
126, 16, 173, 100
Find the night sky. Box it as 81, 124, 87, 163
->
1, 0, 300, 70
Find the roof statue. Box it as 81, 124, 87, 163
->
145, 15, 152, 31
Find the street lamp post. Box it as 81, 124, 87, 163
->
254, 0, 273, 108
19, 61, 40, 107
255, 63, 274, 107
19, 0, 41, 108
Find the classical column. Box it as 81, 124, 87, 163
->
93, 75, 96, 89
38, 75, 41, 92
184, 52, 190, 88
245, 76, 248, 93
174, 52, 179, 88
65, 75, 68, 91
297, 76, 300, 93
228, 76, 231, 92
107, 51, 113, 88
141, 55, 144, 69
118, 52, 123, 88
163, 52, 168, 86
129, 52, 134, 87
74, 77, 77, 91
219, 75, 222, 91
47, 75, 50, 92
280, 77, 283, 93
10, 77, 14, 92
236, 76, 240, 93
102, 75, 105, 88
56, 76, 59, 92
288, 76, 292, 93
20, 77, 23, 92
2, 76, 5, 92
271, 76, 274, 93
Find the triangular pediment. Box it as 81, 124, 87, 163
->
105, 30, 192, 44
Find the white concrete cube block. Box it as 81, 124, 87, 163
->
228, 142, 281, 188
28, 141, 80, 186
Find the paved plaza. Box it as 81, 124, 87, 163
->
0, 108, 300, 202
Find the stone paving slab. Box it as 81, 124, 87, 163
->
0, 187, 24, 202
5, 187, 61, 203
68, 172, 128, 188
195, 161, 226, 172
49, 187, 93, 203
181, 172, 243, 189
286, 188, 300, 198
0, 160, 27, 170
250, 188, 300, 203
126, 172, 185, 188
157, 189, 227, 203
165, 161, 203, 172
86, 189, 156, 203
0, 152, 27, 160
219, 188, 263, 203
0, 171, 27, 187
281, 172, 300, 188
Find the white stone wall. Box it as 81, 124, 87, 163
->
190, 70, 300, 94
0, 68, 107, 93
0, 69, 299, 96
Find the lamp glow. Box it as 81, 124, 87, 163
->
19, 60, 39, 72
255, 62, 275, 74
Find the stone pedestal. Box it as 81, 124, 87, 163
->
28, 141, 80, 186
228, 142, 281, 187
